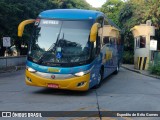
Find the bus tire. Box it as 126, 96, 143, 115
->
94, 68, 103, 88
113, 62, 119, 74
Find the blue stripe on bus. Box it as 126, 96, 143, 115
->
26, 60, 94, 74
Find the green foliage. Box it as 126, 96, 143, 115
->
119, 0, 160, 28
119, 2, 134, 28
0, 0, 58, 55
148, 62, 160, 76
52, 0, 91, 9
101, 0, 124, 26
149, 52, 160, 76
122, 51, 134, 64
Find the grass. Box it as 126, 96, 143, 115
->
148, 62, 160, 76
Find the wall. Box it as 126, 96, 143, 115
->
131, 24, 155, 70
0, 56, 26, 68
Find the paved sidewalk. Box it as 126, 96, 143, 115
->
0, 66, 25, 73
122, 64, 160, 79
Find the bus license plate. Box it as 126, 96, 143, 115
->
48, 84, 59, 88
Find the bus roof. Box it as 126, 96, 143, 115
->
39, 9, 120, 30
39, 9, 104, 20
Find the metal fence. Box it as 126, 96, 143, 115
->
153, 51, 160, 64
0, 56, 26, 68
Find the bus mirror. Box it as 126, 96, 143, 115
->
90, 23, 100, 42
18, 19, 35, 37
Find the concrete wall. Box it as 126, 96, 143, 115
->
131, 24, 155, 70
0, 56, 26, 68
131, 25, 155, 37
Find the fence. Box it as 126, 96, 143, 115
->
0, 56, 26, 68
153, 51, 160, 64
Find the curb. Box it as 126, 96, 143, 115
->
121, 65, 160, 79
0, 66, 25, 73
121, 65, 141, 74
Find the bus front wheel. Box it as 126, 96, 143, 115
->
113, 62, 119, 74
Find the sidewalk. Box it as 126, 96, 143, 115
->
0, 66, 25, 73
121, 64, 160, 79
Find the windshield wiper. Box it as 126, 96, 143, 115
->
37, 38, 57, 64
37, 23, 63, 64
55, 24, 63, 46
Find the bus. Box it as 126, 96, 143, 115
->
18, 9, 122, 91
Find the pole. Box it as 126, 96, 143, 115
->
6, 47, 7, 68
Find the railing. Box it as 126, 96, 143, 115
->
0, 56, 26, 68
153, 51, 160, 64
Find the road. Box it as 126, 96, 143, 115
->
0, 68, 160, 120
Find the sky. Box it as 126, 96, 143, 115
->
86, 0, 106, 8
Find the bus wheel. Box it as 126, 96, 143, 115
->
113, 63, 119, 74
94, 69, 103, 88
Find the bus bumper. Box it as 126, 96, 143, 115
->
25, 70, 90, 91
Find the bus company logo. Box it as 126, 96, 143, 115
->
2, 112, 11, 117
48, 68, 60, 73
35, 19, 40, 26
51, 75, 55, 79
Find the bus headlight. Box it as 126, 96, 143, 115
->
74, 70, 91, 77
74, 66, 94, 77
27, 67, 37, 73
75, 72, 85, 76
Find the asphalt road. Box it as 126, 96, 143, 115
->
0, 68, 160, 120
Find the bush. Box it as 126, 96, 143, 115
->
148, 62, 160, 76
122, 51, 134, 64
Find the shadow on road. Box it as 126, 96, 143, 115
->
33, 88, 95, 96
97, 73, 117, 88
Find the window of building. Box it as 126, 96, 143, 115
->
103, 37, 117, 46
110, 37, 116, 45
140, 36, 146, 48
103, 37, 109, 45
135, 37, 140, 48
135, 36, 146, 48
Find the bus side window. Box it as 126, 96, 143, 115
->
96, 16, 104, 54
110, 37, 115, 45
91, 41, 97, 58
103, 37, 109, 45
96, 16, 104, 27
96, 35, 101, 55
114, 38, 118, 45
91, 34, 101, 58
117, 37, 121, 45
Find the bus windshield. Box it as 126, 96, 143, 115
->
28, 19, 93, 67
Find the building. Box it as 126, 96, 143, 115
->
130, 20, 156, 70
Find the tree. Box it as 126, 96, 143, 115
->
51, 0, 91, 9
0, 0, 58, 55
101, 0, 124, 26
0, 0, 92, 56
